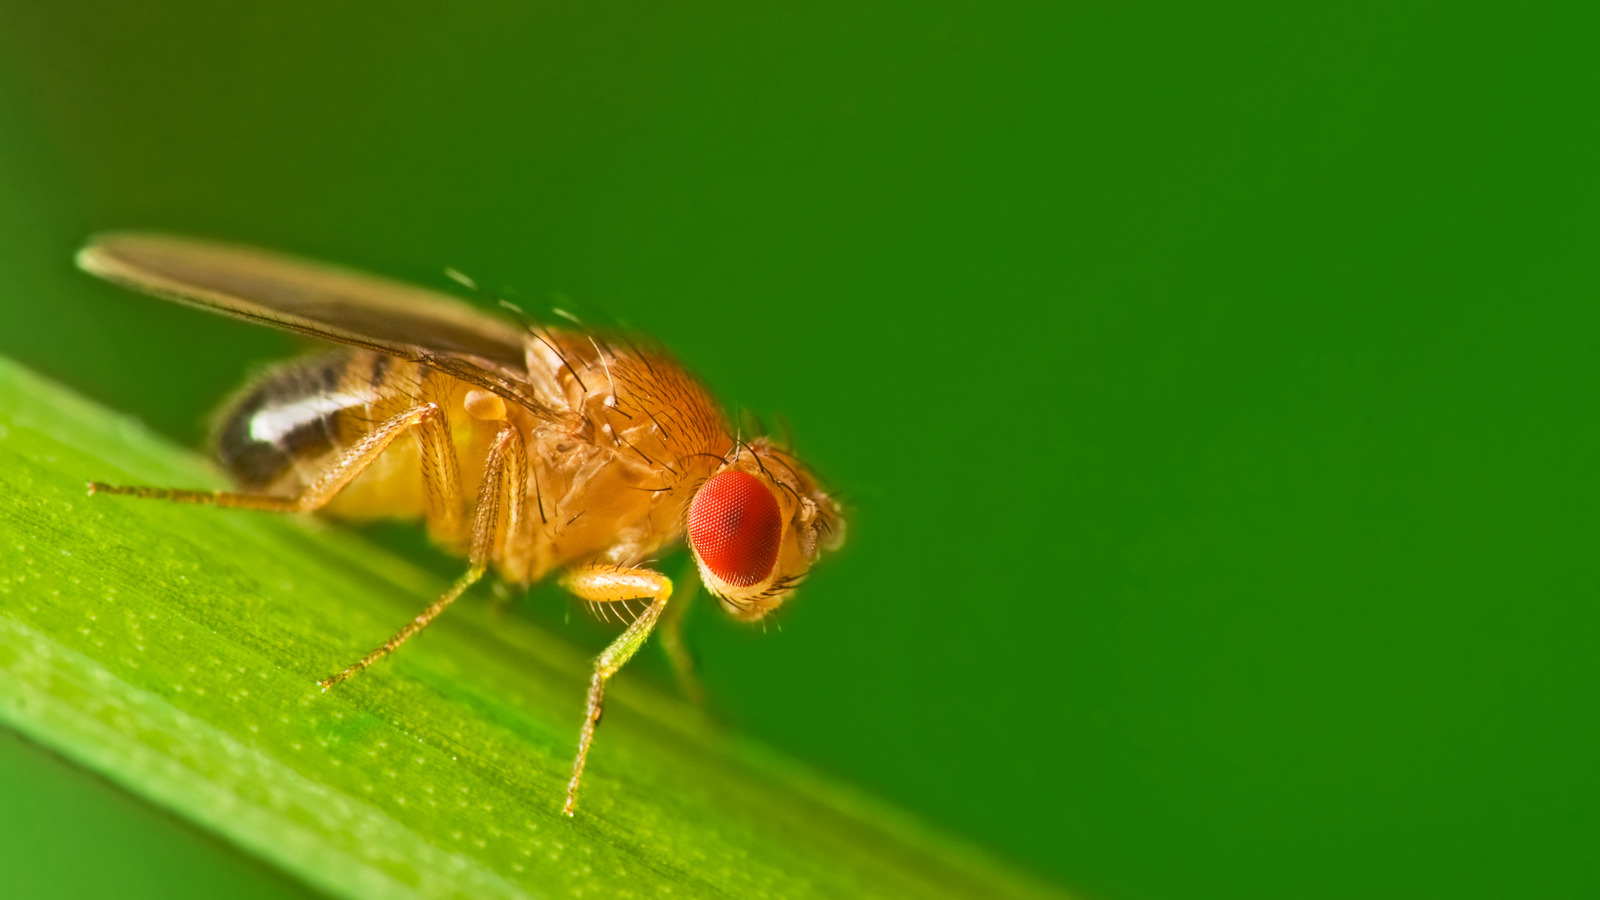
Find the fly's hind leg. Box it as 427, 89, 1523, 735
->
558, 564, 673, 816
88, 401, 491, 689
88, 402, 463, 535
318, 423, 526, 690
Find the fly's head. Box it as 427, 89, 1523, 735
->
685, 438, 845, 621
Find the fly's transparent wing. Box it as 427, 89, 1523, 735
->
78, 232, 555, 416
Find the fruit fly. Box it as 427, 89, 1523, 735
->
76, 233, 845, 815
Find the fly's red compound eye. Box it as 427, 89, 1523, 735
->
688, 470, 782, 587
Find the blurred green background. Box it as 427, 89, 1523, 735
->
1, 3, 1597, 899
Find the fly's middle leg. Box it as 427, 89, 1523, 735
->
318, 423, 526, 690
558, 564, 673, 816
88, 401, 505, 689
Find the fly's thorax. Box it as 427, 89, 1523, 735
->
532, 330, 731, 473
503, 329, 741, 575
686, 439, 845, 621
512, 418, 722, 579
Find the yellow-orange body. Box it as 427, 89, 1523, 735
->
221, 339, 733, 586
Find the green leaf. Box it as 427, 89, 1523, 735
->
0, 356, 1063, 900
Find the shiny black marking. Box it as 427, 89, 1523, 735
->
215, 352, 356, 489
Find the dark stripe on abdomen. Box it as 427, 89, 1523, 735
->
214, 352, 361, 490
368, 351, 392, 390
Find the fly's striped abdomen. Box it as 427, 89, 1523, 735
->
213, 349, 502, 524
215, 351, 374, 490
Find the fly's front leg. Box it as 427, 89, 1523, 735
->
318, 423, 524, 690
558, 564, 673, 816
